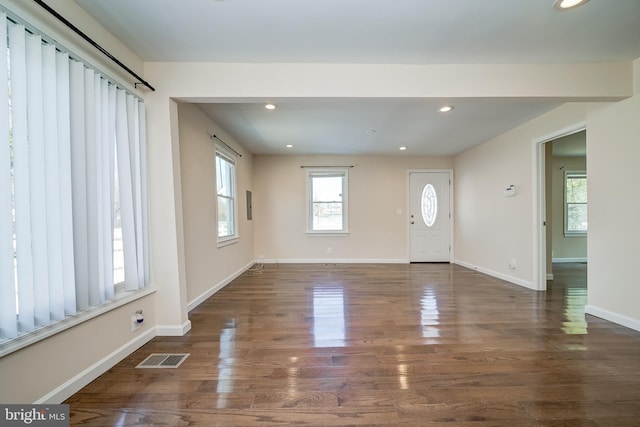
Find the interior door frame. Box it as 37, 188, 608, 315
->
532, 122, 585, 291
406, 169, 454, 263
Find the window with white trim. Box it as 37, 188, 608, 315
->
0, 11, 149, 351
307, 169, 349, 233
564, 171, 587, 235
216, 146, 238, 242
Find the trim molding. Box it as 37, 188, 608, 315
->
156, 320, 191, 336
35, 327, 156, 404
261, 258, 409, 264
585, 305, 640, 332
546, 273, 554, 280
454, 259, 536, 290
552, 257, 588, 263
187, 260, 254, 312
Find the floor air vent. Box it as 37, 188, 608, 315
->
136, 353, 189, 368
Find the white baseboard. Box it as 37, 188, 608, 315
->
156, 320, 191, 336
585, 305, 640, 332
187, 260, 254, 312
261, 258, 409, 264
552, 257, 588, 263
453, 259, 536, 290
35, 327, 156, 404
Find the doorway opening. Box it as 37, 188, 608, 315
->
533, 122, 586, 291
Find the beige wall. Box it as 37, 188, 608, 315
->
586, 85, 640, 327
178, 104, 254, 306
453, 103, 597, 288
253, 155, 452, 262
0, 295, 156, 403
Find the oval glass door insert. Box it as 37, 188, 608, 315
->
421, 184, 438, 227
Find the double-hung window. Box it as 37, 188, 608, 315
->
564, 171, 587, 235
307, 169, 349, 233
0, 11, 149, 354
216, 146, 238, 244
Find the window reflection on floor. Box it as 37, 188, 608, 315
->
562, 287, 588, 335
420, 288, 441, 339
312, 287, 346, 347
216, 319, 236, 406
550, 262, 588, 335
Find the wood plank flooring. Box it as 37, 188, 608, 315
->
66, 263, 640, 426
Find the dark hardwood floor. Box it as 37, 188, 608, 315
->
66, 263, 640, 426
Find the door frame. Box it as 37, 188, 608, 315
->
406, 169, 454, 263
532, 122, 585, 291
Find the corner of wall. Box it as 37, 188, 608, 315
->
634, 57, 640, 95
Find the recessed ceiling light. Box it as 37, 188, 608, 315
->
438, 105, 454, 113
553, 0, 589, 11
285, 144, 294, 148
365, 129, 376, 134
265, 104, 276, 110
399, 146, 407, 151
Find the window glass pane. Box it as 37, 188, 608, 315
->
308, 171, 347, 233
567, 204, 587, 232
313, 202, 343, 230
217, 196, 234, 237
216, 156, 234, 198
421, 184, 438, 227
113, 149, 124, 285
313, 176, 342, 202
565, 172, 587, 234
216, 150, 236, 239
566, 176, 587, 203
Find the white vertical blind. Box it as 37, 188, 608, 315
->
69, 59, 89, 312
26, 30, 51, 327
43, 42, 65, 322
0, 13, 17, 339
10, 23, 36, 333
138, 104, 150, 284
55, 50, 77, 318
0, 13, 148, 344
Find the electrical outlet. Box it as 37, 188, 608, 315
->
131, 310, 144, 332
509, 258, 517, 269
131, 315, 141, 332
327, 247, 332, 254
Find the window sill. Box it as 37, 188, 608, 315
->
0, 286, 156, 358
564, 232, 587, 238
217, 236, 239, 248
306, 231, 350, 236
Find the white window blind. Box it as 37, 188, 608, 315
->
0, 12, 149, 346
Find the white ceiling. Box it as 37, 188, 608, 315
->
74, 0, 640, 156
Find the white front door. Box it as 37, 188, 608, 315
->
409, 171, 451, 262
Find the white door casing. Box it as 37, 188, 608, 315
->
409, 171, 451, 262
